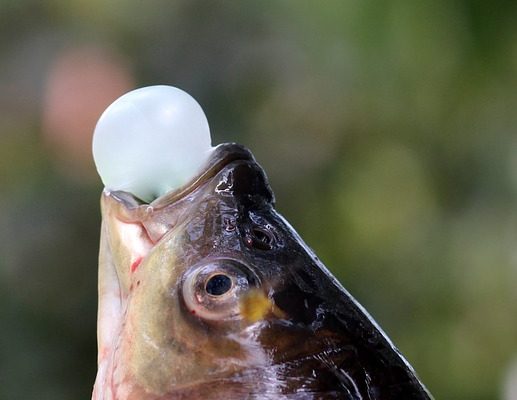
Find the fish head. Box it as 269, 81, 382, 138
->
93, 144, 432, 399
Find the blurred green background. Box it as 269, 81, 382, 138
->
1, 1, 517, 399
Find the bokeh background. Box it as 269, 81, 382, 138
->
1, 1, 517, 399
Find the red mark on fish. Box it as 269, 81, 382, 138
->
130, 257, 142, 273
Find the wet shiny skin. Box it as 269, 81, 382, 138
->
92, 144, 432, 399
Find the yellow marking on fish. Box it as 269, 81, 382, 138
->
240, 288, 286, 323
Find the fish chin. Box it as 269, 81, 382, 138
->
93, 203, 154, 399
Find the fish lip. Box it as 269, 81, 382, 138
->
102, 143, 255, 221
150, 143, 255, 208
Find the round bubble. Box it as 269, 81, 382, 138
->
92, 85, 213, 202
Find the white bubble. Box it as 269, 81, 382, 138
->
92, 85, 213, 202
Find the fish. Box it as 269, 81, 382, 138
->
92, 143, 433, 399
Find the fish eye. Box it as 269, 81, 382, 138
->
205, 274, 233, 296
182, 259, 260, 322
249, 226, 275, 250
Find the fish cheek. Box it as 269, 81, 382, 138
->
120, 237, 187, 395
122, 232, 222, 395
120, 234, 252, 395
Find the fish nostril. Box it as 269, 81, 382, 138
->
247, 227, 275, 250
205, 274, 233, 296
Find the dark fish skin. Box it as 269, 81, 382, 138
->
93, 143, 433, 400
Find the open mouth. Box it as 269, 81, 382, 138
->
98, 143, 252, 246
104, 143, 254, 211
150, 143, 254, 208
101, 143, 255, 246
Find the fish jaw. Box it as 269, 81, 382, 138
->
93, 195, 154, 399
92, 221, 117, 400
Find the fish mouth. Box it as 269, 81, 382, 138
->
100, 143, 258, 256
104, 143, 254, 212
152, 143, 254, 207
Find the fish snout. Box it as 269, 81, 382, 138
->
214, 158, 274, 207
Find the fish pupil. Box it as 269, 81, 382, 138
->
205, 274, 232, 296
